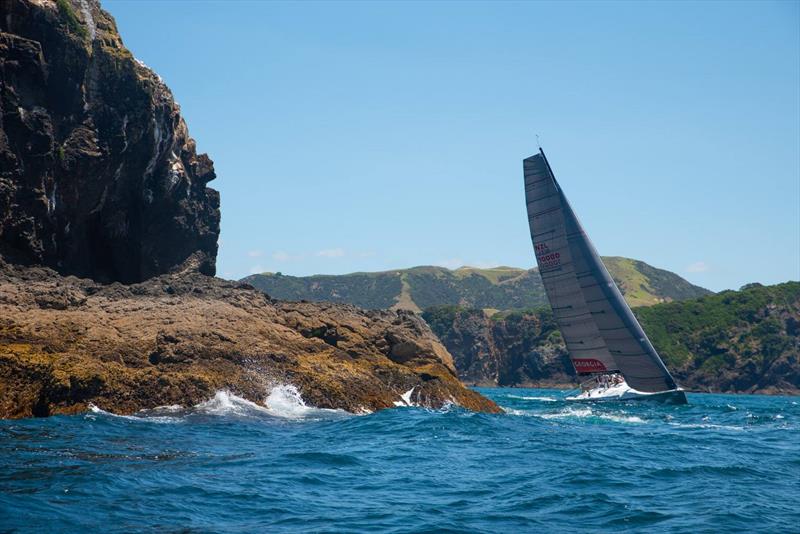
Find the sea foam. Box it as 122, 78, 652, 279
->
507, 395, 558, 402
87, 385, 349, 422
504, 404, 646, 424
394, 387, 417, 407
194, 390, 270, 417
263, 385, 348, 419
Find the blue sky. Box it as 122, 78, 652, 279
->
105, 0, 799, 292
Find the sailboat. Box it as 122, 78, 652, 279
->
524, 149, 687, 404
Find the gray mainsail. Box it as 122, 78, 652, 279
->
524, 149, 678, 393
523, 152, 619, 376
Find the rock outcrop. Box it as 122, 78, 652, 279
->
0, 260, 500, 418
0, 0, 219, 283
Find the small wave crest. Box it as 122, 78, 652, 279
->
194, 390, 270, 417
667, 422, 746, 431
541, 406, 645, 424
507, 395, 558, 402
263, 385, 350, 419
504, 405, 645, 424
87, 404, 184, 424
393, 387, 417, 407
87, 385, 351, 423
389, 388, 459, 412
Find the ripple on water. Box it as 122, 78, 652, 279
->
0, 388, 798, 532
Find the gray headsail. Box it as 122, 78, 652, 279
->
524, 149, 678, 393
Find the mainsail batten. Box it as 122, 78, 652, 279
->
524, 150, 678, 393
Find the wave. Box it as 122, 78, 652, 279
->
87, 404, 184, 424
393, 387, 417, 407
503, 405, 645, 424
12, 387, 798, 533
194, 390, 272, 417
87, 385, 351, 423
262, 385, 350, 419
507, 395, 558, 402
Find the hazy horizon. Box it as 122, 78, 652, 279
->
105, 0, 800, 292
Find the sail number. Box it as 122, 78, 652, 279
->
535, 243, 561, 270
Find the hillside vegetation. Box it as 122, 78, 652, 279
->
636, 282, 800, 392
242, 257, 710, 311
423, 282, 800, 394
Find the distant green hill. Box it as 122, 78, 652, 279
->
241, 257, 711, 312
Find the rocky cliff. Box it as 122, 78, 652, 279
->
423, 306, 575, 387
0, 0, 219, 283
636, 282, 800, 394
0, 0, 500, 418
0, 260, 499, 418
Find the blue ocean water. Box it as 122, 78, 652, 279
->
1, 386, 798, 533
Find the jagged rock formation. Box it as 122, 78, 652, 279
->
0, 260, 499, 418
242, 258, 712, 312
0, 0, 219, 283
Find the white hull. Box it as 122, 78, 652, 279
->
566, 380, 687, 404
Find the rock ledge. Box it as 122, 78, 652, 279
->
0, 261, 500, 418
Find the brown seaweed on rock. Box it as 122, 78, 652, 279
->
0, 260, 500, 418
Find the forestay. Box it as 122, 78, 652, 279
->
523, 150, 678, 393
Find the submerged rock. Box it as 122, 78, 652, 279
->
0, 0, 219, 283
0, 261, 500, 418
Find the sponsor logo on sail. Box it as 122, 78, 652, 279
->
573, 358, 607, 373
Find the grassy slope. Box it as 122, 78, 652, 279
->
241, 257, 710, 311
603, 257, 664, 306
240, 271, 403, 309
